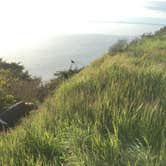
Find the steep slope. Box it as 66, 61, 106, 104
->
0, 28, 166, 165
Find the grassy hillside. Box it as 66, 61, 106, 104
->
0, 28, 166, 165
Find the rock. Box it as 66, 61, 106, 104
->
0, 119, 7, 125
0, 119, 8, 131
0, 101, 38, 127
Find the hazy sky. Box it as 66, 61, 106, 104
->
0, 0, 165, 51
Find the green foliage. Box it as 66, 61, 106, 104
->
47, 68, 83, 94
0, 59, 30, 80
0, 60, 46, 112
108, 39, 128, 55
125, 27, 166, 57
0, 90, 16, 112
54, 68, 83, 80
0, 27, 166, 165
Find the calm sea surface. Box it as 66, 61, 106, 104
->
1, 22, 162, 81
1, 34, 131, 81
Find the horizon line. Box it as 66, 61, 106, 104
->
91, 20, 166, 26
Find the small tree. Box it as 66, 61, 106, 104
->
108, 40, 128, 55
46, 68, 83, 93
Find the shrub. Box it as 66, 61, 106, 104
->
108, 39, 128, 55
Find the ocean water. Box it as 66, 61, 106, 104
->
1, 34, 131, 81
1, 21, 162, 81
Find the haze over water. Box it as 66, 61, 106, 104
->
0, 0, 165, 80
0, 23, 162, 81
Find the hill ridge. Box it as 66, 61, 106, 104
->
0, 27, 166, 165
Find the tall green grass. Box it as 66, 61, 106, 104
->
0, 30, 166, 165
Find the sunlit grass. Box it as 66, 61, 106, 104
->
0, 31, 166, 165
